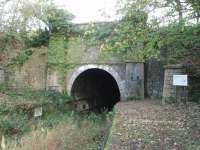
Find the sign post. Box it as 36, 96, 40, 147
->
34, 107, 43, 118
173, 75, 188, 102
173, 75, 188, 86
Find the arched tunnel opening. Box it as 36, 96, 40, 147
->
71, 69, 120, 112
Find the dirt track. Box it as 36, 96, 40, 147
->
105, 100, 200, 150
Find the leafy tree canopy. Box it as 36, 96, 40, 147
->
0, 0, 75, 49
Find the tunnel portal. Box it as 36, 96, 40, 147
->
71, 68, 121, 111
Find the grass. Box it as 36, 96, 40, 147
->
0, 87, 73, 136
0, 87, 114, 150
3, 111, 113, 150
0, 85, 72, 105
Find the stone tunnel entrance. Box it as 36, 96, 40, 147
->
71, 68, 120, 111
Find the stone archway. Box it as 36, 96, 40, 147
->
67, 64, 125, 100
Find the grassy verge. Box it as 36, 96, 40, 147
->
0, 87, 114, 150
0, 86, 72, 136
1, 111, 114, 150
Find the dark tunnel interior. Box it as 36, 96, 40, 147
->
71, 69, 120, 111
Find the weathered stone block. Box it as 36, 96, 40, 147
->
162, 64, 188, 104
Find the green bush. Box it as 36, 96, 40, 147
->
0, 113, 29, 136
25, 30, 50, 48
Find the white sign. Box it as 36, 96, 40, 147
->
34, 107, 43, 117
173, 75, 188, 86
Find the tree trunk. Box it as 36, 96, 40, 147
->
175, 0, 183, 23
197, 12, 200, 23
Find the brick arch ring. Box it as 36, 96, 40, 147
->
67, 64, 126, 100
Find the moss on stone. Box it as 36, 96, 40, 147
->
48, 35, 67, 65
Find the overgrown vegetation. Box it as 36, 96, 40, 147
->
0, 87, 114, 149
8, 49, 33, 66
0, 83, 115, 150
80, 0, 200, 102
0, 86, 72, 135
82, 0, 200, 64
1, 0, 199, 72
1, 0, 200, 64
0, 0, 200, 148
3, 111, 113, 150
0, 86, 72, 110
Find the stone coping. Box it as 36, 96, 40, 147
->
69, 61, 144, 66
125, 60, 144, 63
39, 61, 145, 67
164, 64, 184, 69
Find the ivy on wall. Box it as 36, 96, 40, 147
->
8, 49, 33, 66
48, 34, 68, 67
47, 34, 70, 91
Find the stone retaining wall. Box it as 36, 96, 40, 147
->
162, 64, 187, 104
145, 60, 164, 99
7, 50, 47, 90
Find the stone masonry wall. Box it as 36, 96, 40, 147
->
145, 60, 164, 99
7, 49, 47, 90
162, 65, 187, 104
47, 69, 64, 92
125, 62, 144, 99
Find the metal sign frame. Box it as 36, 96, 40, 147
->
173, 75, 188, 86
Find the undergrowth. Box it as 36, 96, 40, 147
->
2, 111, 114, 150
0, 87, 114, 149
0, 86, 72, 136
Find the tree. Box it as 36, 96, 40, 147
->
187, 0, 200, 22
164, 0, 184, 23
100, 0, 160, 61
0, 0, 75, 48
41, 5, 74, 34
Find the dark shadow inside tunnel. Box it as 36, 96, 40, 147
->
71, 69, 120, 112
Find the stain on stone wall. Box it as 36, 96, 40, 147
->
66, 37, 123, 64
47, 69, 64, 92
7, 48, 47, 90
145, 60, 164, 99
125, 62, 144, 99
66, 37, 96, 64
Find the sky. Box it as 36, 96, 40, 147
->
54, 0, 118, 23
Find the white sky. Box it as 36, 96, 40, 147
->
54, 0, 118, 23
